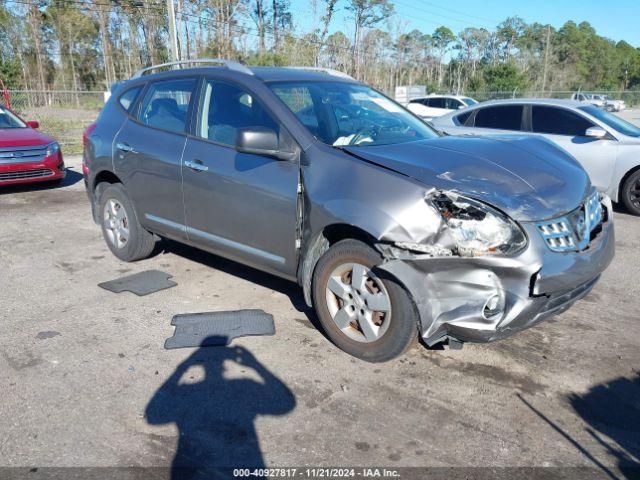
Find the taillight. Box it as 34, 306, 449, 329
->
83, 123, 97, 150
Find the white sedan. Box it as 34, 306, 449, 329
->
432, 98, 640, 215
406, 95, 478, 121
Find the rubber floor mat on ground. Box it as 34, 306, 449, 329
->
98, 270, 177, 296
164, 309, 275, 349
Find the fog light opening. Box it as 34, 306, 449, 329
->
483, 294, 503, 319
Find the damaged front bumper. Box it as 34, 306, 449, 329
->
377, 204, 615, 346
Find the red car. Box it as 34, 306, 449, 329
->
0, 105, 65, 186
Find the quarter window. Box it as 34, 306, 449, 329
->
198, 81, 279, 147
118, 86, 142, 112
138, 78, 196, 134
531, 106, 594, 136
455, 110, 473, 126
473, 105, 523, 131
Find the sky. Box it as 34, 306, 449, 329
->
292, 0, 640, 47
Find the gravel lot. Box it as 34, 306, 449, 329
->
1, 111, 639, 478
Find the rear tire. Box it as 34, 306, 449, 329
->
98, 183, 155, 261
312, 239, 419, 362
621, 170, 640, 216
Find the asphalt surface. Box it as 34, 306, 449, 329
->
1, 112, 639, 477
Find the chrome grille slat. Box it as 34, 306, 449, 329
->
0, 168, 54, 181
537, 191, 603, 253
0, 146, 48, 164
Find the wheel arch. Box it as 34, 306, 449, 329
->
91, 170, 124, 223
298, 223, 383, 308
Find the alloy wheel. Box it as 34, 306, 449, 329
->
325, 262, 391, 343
103, 199, 130, 249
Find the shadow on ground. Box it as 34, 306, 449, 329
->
569, 374, 640, 477
146, 337, 296, 479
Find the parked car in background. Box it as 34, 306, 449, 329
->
0, 105, 65, 187
406, 94, 477, 121
571, 92, 605, 108
432, 98, 640, 215
593, 94, 626, 112
84, 61, 614, 362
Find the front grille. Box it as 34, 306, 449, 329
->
0, 168, 54, 181
537, 191, 603, 252
0, 146, 48, 164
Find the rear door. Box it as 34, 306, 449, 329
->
181, 78, 299, 277
113, 77, 197, 238
471, 104, 525, 134
529, 105, 616, 191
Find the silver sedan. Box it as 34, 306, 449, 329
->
432, 98, 640, 215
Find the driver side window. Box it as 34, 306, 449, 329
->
531, 106, 595, 136
199, 80, 279, 147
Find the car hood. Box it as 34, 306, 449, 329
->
0, 127, 53, 148
343, 135, 591, 221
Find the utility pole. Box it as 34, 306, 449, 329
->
541, 25, 551, 95
167, 0, 179, 62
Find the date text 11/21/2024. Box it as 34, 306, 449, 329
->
232, 468, 401, 478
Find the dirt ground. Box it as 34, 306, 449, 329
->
0, 114, 639, 479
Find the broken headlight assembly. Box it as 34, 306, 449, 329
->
431, 191, 527, 257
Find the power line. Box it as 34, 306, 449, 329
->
391, 0, 495, 29
408, 0, 500, 25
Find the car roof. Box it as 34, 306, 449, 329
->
414, 94, 468, 100
124, 65, 359, 85
471, 98, 587, 108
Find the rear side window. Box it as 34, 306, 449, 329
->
428, 98, 447, 109
118, 86, 141, 112
454, 110, 473, 126
198, 80, 279, 147
473, 105, 523, 131
138, 78, 196, 134
531, 106, 594, 136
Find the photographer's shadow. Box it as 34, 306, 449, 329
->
146, 337, 296, 479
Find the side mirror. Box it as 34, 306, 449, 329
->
585, 126, 607, 139
236, 127, 280, 157
458, 105, 465, 110
27, 120, 39, 129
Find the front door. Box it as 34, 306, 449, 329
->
181, 79, 299, 277
113, 77, 197, 238
530, 105, 616, 191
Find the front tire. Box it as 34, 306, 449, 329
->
98, 183, 156, 261
621, 170, 640, 216
312, 239, 419, 362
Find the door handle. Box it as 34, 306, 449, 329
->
185, 159, 209, 172
116, 142, 134, 153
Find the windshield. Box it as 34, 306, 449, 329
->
269, 81, 438, 146
0, 107, 27, 129
462, 97, 478, 106
579, 105, 640, 137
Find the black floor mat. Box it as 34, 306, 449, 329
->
98, 270, 177, 296
164, 309, 275, 349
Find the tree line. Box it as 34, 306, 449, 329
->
0, 0, 639, 95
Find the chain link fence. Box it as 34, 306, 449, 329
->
1, 89, 639, 155
1, 90, 105, 155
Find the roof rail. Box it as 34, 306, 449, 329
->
132, 58, 253, 78
288, 67, 354, 80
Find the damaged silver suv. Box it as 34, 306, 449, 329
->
84, 60, 614, 362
